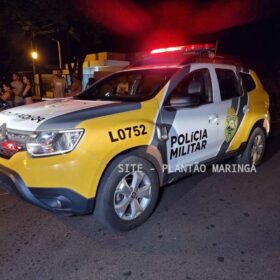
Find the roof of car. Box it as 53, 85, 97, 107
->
124, 56, 247, 72
128, 50, 245, 69
122, 65, 183, 72
125, 43, 251, 72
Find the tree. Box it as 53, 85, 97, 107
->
0, 0, 105, 79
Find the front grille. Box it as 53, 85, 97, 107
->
6, 129, 31, 148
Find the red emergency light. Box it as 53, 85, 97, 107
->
150, 46, 185, 54
0, 140, 20, 152
150, 43, 215, 54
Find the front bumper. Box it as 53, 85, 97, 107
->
0, 164, 94, 215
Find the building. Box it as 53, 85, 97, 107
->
40, 52, 130, 99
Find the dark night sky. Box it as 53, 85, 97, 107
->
4, 0, 280, 73
68, 0, 280, 71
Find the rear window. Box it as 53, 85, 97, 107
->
239, 72, 256, 92
215, 69, 242, 100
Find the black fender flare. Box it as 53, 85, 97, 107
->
250, 119, 268, 137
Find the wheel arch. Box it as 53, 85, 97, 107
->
236, 119, 267, 165
93, 145, 164, 209
238, 118, 267, 155
250, 119, 268, 138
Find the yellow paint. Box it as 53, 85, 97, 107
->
0, 85, 168, 199
1, 68, 270, 201
227, 70, 270, 151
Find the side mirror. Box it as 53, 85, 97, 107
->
168, 95, 200, 109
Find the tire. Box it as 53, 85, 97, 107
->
94, 155, 159, 231
237, 127, 266, 166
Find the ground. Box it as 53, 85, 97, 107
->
0, 124, 279, 280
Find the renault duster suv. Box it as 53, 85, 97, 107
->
0, 44, 270, 231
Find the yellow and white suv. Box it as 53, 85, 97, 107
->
0, 44, 270, 231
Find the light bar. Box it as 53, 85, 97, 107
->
150, 43, 215, 55
150, 46, 185, 54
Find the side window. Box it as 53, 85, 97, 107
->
170, 68, 213, 104
239, 72, 256, 92
216, 69, 242, 100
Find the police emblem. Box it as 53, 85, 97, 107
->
224, 107, 238, 143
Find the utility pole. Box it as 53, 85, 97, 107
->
30, 39, 36, 78
52, 39, 62, 69
30, 35, 40, 98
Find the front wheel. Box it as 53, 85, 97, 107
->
94, 156, 159, 231
237, 127, 266, 166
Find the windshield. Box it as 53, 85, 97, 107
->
76, 68, 177, 102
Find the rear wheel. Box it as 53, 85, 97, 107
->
94, 156, 159, 231
237, 127, 266, 166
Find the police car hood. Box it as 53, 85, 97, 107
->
0, 98, 140, 131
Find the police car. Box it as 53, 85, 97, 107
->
0, 44, 270, 231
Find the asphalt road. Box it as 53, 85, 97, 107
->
1, 125, 280, 280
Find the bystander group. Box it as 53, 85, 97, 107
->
0, 73, 33, 111
0, 70, 88, 110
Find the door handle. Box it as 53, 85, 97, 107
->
208, 114, 219, 124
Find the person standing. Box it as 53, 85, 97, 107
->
11, 73, 24, 106
1, 82, 14, 109
52, 69, 68, 98
22, 75, 33, 105
69, 73, 82, 96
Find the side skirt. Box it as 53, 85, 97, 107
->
164, 141, 248, 185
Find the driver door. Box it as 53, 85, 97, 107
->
161, 67, 221, 173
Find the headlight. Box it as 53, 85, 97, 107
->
26, 129, 84, 157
